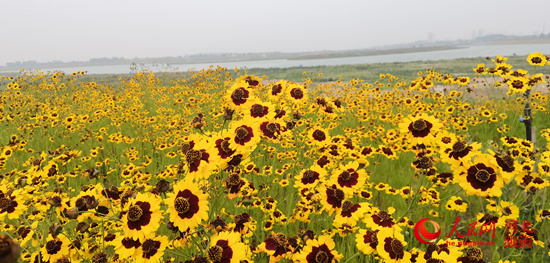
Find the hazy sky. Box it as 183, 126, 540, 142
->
2, 0, 549, 65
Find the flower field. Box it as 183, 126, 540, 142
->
1, 53, 550, 263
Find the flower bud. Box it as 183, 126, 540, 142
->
0, 235, 20, 263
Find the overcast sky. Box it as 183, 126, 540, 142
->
1, 0, 549, 66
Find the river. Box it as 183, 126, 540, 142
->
2, 43, 550, 75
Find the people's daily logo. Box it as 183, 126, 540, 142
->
414, 218, 441, 244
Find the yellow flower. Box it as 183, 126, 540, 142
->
286, 83, 308, 103
114, 236, 141, 260
440, 138, 481, 169
294, 235, 343, 262
294, 164, 327, 189
363, 207, 402, 233
445, 196, 468, 212
456, 154, 504, 197
236, 74, 262, 88
527, 52, 548, 66
123, 192, 163, 242
267, 80, 288, 101
207, 231, 250, 263
258, 232, 293, 262
41, 234, 71, 262
228, 117, 262, 155
180, 134, 219, 180
307, 127, 331, 148
506, 76, 531, 95
399, 113, 443, 146
329, 161, 368, 194
375, 229, 411, 262
473, 63, 486, 74
0, 188, 29, 220
246, 100, 276, 120
165, 177, 209, 232
333, 201, 370, 227
227, 81, 254, 112
319, 184, 349, 216
355, 228, 379, 255
135, 235, 169, 263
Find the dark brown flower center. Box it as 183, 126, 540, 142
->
502, 155, 514, 169
412, 119, 427, 131
303, 170, 317, 181
511, 80, 524, 89
479, 213, 494, 224
85, 196, 98, 209
426, 243, 437, 253
475, 169, 490, 182
455, 199, 463, 205
266, 123, 278, 133
316, 98, 327, 106
181, 143, 191, 155
127, 205, 143, 222
225, 173, 241, 186
378, 211, 390, 221
46, 240, 62, 254
531, 57, 542, 64
466, 247, 483, 260
452, 141, 466, 152
234, 213, 249, 224
313, 130, 326, 141
207, 245, 223, 262
75, 197, 87, 210
503, 207, 512, 215
340, 171, 351, 181
142, 239, 155, 254
49, 196, 62, 207
232, 88, 244, 100
419, 156, 432, 169
315, 251, 329, 263
17, 227, 30, 238
273, 233, 287, 247
0, 198, 9, 210
236, 127, 249, 140
223, 108, 234, 120
291, 88, 304, 99
391, 239, 404, 255
272, 84, 282, 94
333, 189, 345, 202
220, 140, 232, 153
92, 252, 108, 263
342, 201, 354, 213
186, 149, 201, 164
371, 234, 378, 244
211, 217, 227, 229
441, 137, 451, 144
174, 197, 190, 214
251, 104, 265, 115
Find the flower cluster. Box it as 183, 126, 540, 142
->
0, 53, 549, 262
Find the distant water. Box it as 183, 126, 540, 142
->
2, 44, 550, 75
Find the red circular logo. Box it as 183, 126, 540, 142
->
414, 218, 441, 244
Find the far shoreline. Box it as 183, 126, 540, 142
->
2, 36, 549, 73
482, 38, 550, 45
0, 45, 463, 73
1, 39, 549, 79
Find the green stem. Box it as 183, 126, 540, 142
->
343, 251, 362, 263
395, 173, 425, 224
